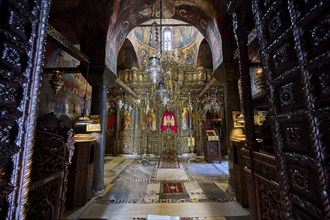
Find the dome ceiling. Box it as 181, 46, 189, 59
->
126, 20, 205, 68
106, 0, 225, 73
48, 0, 230, 73
132, 24, 199, 50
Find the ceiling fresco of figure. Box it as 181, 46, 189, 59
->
48, 0, 230, 74
106, 0, 225, 74
133, 25, 199, 49
197, 39, 213, 69
127, 22, 204, 68
117, 39, 139, 70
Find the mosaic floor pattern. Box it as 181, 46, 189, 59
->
96, 156, 235, 204
65, 155, 249, 220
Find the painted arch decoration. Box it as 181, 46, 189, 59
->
105, 0, 224, 74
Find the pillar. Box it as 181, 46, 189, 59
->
90, 85, 107, 193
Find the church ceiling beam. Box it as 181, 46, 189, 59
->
47, 25, 91, 65
42, 67, 86, 74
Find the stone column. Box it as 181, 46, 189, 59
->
90, 85, 107, 193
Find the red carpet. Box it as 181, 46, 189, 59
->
158, 153, 180, 168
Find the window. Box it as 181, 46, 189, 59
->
163, 27, 172, 51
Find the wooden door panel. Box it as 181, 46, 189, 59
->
252, 0, 330, 218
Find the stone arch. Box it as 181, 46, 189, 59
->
117, 39, 139, 70
196, 39, 213, 69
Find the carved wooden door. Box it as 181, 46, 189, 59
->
252, 0, 330, 218
0, 1, 51, 219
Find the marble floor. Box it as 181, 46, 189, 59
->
65, 155, 249, 220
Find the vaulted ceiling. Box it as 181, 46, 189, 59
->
48, 0, 236, 74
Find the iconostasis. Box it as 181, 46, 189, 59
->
106, 68, 223, 156
106, 21, 223, 155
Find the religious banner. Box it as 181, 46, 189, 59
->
161, 110, 177, 133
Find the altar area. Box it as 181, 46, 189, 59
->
105, 55, 223, 157
108, 104, 222, 158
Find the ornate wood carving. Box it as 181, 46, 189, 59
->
162, 130, 178, 154
241, 148, 252, 169
0, 0, 51, 218
244, 169, 256, 219
253, 152, 278, 183
252, 0, 330, 219
27, 172, 64, 220
233, 28, 257, 59
256, 176, 283, 219
27, 113, 74, 220
204, 139, 221, 162
31, 131, 66, 180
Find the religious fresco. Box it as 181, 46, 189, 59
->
121, 110, 132, 131
117, 39, 139, 70
128, 24, 202, 67
182, 107, 189, 130
146, 108, 157, 131
132, 25, 199, 49
205, 20, 223, 68
39, 48, 92, 120
107, 107, 116, 130
106, 0, 152, 72
106, 0, 223, 73
197, 39, 213, 68
39, 73, 92, 120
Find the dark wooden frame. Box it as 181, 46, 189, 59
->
228, 0, 330, 219
26, 113, 74, 219
0, 0, 52, 219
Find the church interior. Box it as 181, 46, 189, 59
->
0, 0, 329, 219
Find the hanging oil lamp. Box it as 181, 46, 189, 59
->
49, 70, 64, 93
